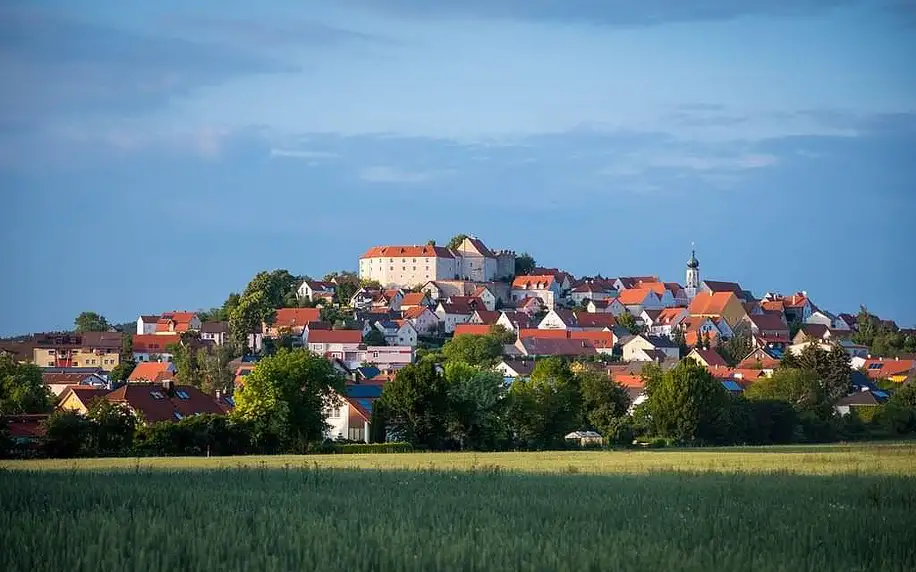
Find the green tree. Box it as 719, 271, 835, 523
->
228, 270, 301, 353
577, 369, 631, 444
199, 344, 235, 396
42, 411, 91, 458
744, 367, 829, 417
86, 400, 136, 455
109, 334, 136, 383
506, 358, 580, 449
642, 360, 731, 444
426, 239, 436, 246
324, 271, 360, 306
74, 311, 109, 332
446, 233, 469, 250
0, 356, 53, 414
363, 328, 388, 346
378, 362, 450, 449
443, 362, 509, 450
875, 381, 916, 435
717, 323, 752, 366
782, 342, 852, 403
616, 312, 642, 335
233, 349, 343, 451
514, 252, 536, 276
442, 333, 503, 367
672, 328, 688, 358
170, 332, 203, 389
488, 324, 516, 345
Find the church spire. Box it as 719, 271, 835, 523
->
685, 244, 700, 299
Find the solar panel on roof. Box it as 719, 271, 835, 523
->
721, 381, 743, 392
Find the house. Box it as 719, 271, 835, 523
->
380, 289, 405, 312
403, 306, 439, 336
737, 347, 781, 372
374, 320, 418, 347
324, 383, 385, 443
496, 311, 532, 332
132, 334, 180, 362
781, 292, 816, 323
350, 288, 378, 310
31, 332, 122, 371
468, 286, 498, 311
568, 330, 616, 354
793, 324, 835, 344
514, 296, 545, 316
41, 369, 109, 396
570, 283, 612, 304
155, 312, 202, 335
2, 414, 48, 449
511, 275, 562, 309
687, 291, 748, 329
680, 316, 722, 348
200, 321, 229, 346
838, 313, 859, 331
447, 295, 492, 313
687, 347, 729, 368
495, 358, 536, 380
514, 337, 598, 358
664, 283, 689, 307
860, 357, 916, 383
835, 389, 889, 416
622, 335, 680, 362
538, 309, 579, 330
837, 339, 869, 359
57, 386, 111, 414
359, 244, 459, 287
303, 329, 364, 355
469, 309, 501, 326
806, 310, 852, 332
358, 346, 414, 370
399, 292, 431, 310
296, 280, 336, 303
616, 288, 664, 316
744, 313, 790, 345
454, 236, 500, 281
136, 315, 160, 335
128, 361, 178, 382
266, 308, 322, 338
634, 281, 677, 308
586, 298, 626, 315
613, 276, 659, 291
531, 268, 574, 292
105, 381, 226, 423
647, 307, 689, 337
435, 302, 474, 334
700, 280, 752, 303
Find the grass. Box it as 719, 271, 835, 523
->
2, 443, 916, 571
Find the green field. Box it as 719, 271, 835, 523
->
3, 443, 916, 571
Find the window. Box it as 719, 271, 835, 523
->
223, 396, 235, 407
329, 407, 340, 419
176, 390, 190, 400
868, 363, 884, 370
174, 412, 184, 420
150, 390, 165, 399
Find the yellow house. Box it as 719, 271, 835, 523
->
33, 347, 120, 371
57, 386, 111, 414
687, 292, 748, 329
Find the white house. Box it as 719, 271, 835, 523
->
494, 358, 536, 380
622, 335, 680, 362
435, 302, 473, 334
570, 283, 613, 304
586, 298, 626, 316
136, 315, 159, 335
304, 330, 364, 358
297, 280, 336, 303
496, 311, 532, 332
324, 394, 371, 443
200, 322, 229, 346
806, 310, 852, 332
647, 308, 689, 337
511, 275, 562, 310
374, 320, 418, 347
617, 288, 664, 316
358, 346, 414, 370
537, 309, 580, 330
403, 306, 439, 336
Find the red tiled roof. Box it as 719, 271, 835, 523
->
58, 386, 109, 409
573, 313, 617, 329
403, 306, 433, 319
613, 374, 645, 389
688, 292, 737, 316
861, 358, 916, 380
273, 308, 321, 328
360, 245, 455, 259
106, 383, 225, 423
747, 313, 788, 332
472, 310, 501, 325
568, 330, 615, 349
454, 324, 493, 336
132, 334, 180, 353
400, 292, 428, 306
42, 372, 102, 385
686, 330, 719, 347
784, 292, 811, 308
518, 337, 598, 357
689, 348, 728, 367
737, 354, 781, 370
306, 330, 363, 344
512, 275, 556, 289
656, 308, 687, 325
519, 329, 569, 339
761, 299, 786, 313
129, 361, 176, 382
617, 288, 654, 305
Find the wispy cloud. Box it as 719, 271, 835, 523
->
358, 165, 447, 183
341, 0, 858, 26
269, 148, 341, 159
164, 16, 387, 48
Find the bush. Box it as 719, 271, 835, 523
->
336, 442, 413, 454
42, 411, 92, 458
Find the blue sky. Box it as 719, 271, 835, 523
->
2, 0, 915, 335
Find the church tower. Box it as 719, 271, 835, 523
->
685, 247, 700, 300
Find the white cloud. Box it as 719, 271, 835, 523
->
269, 148, 341, 159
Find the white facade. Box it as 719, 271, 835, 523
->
806, 310, 851, 332
324, 396, 370, 443
511, 284, 561, 310
359, 248, 459, 288
405, 308, 439, 335
136, 316, 158, 335
436, 304, 472, 333
537, 310, 578, 331
622, 336, 680, 362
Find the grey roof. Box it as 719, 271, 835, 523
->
642, 335, 679, 349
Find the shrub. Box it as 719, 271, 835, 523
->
336, 442, 413, 454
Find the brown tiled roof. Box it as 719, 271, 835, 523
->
273, 308, 321, 328
465, 237, 495, 258
106, 383, 225, 423
306, 330, 363, 344
454, 324, 493, 336
573, 313, 617, 329
472, 310, 501, 325
57, 386, 110, 409
518, 337, 598, 357
42, 372, 102, 385
360, 245, 455, 259
747, 313, 788, 332
200, 321, 229, 334
499, 359, 536, 376
690, 348, 728, 367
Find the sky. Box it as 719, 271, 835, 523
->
2, 0, 915, 335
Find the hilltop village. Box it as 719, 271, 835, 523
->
2, 234, 915, 450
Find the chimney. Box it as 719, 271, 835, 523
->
161, 379, 174, 396
216, 390, 221, 400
